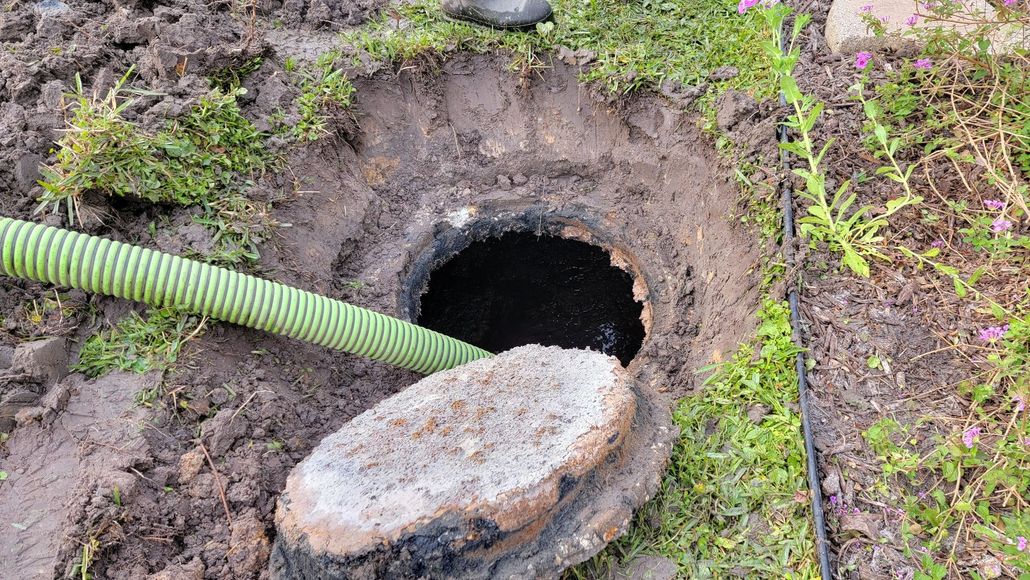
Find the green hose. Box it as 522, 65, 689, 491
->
0, 217, 491, 374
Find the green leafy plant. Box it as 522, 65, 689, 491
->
864, 419, 922, 479
73, 308, 205, 378
290, 51, 357, 142
754, 4, 921, 276
209, 56, 264, 92
36, 69, 280, 266
38, 72, 273, 217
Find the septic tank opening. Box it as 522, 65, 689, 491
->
415, 231, 646, 366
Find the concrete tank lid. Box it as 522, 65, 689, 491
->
274, 344, 636, 557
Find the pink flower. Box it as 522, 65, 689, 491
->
1016, 396, 1026, 413
737, 0, 760, 14
905, 14, 919, 25
1023, 436, 1030, 447
1003, 0, 1017, 6
962, 426, 981, 448
979, 324, 1009, 341
860, 3, 873, 10
991, 218, 1013, 233
1018, 536, 1028, 552
930, 239, 945, 248
984, 199, 1005, 210
921, 1, 935, 9
880, 15, 891, 23
855, 52, 873, 69
914, 58, 932, 69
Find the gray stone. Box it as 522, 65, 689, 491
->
747, 404, 769, 424
715, 89, 758, 133
14, 154, 41, 189
840, 512, 882, 540
0, 344, 14, 369
708, 65, 739, 82
618, 555, 679, 580
33, 0, 68, 15
11, 337, 68, 385
40, 80, 66, 110
0, 103, 27, 132
201, 408, 247, 456
270, 345, 675, 579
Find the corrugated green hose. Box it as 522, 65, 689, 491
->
0, 217, 492, 374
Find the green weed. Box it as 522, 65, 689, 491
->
570, 299, 818, 578
209, 56, 264, 92
341, 0, 774, 100
190, 192, 282, 267
36, 70, 280, 266
858, 310, 1030, 575
755, 4, 921, 277
71, 535, 101, 580
73, 307, 205, 379
289, 51, 357, 142
734, 163, 782, 243
39, 71, 273, 215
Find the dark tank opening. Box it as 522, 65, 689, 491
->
415, 232, 646, 366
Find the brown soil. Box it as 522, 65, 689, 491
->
0, 2, 765, 576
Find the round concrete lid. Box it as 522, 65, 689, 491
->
274, 345, 636, 559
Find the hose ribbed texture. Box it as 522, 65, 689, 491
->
0, 217, 492, 374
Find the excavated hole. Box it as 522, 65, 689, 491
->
415, 231, 646, 366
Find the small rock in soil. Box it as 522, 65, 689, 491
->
202, 408, 247, 456
821, 469, 842, 497
747, 404, 769, 423
147, 557, 205, 580
715, 89, 758, 133
708, 66, 739, 81
14, 153, 41, 188
0, 344, 13, 368
229, 510, 271, 577
11, 337, 69, 385
0, 388, 37, 432
178, 447, 206, 484
33, 0, 68, 14
840, 512, 882, 541
617, 555, 679, 580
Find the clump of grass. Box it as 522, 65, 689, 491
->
39, 70, 273, 215
209, 56, 264, 92
570, 299, 818, 578
36, 69, 280, 266
341, 0, 774, 99
73, 308, 205, 379
191, 192, 281, 266
285, 52, 357, 142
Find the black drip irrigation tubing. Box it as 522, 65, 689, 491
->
777, 20, 833, 580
